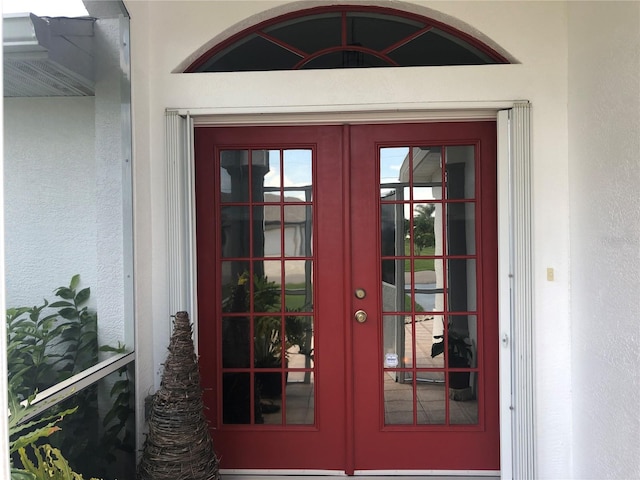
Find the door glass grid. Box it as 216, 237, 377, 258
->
380, 145, 479, 426
219, 148, 315, 425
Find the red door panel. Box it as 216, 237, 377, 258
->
194, 122, 498, 472
349, 122, 499, 471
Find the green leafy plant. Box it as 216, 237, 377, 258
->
6, 276, 134, 479
8, 391, 100, 480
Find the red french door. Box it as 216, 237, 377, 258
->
194, 122, 498, 473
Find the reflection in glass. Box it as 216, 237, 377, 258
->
285, 373, 315, 425
380, 147, 409, 185
283, 204, 312, 257
445, 145, 475, 199
286, 316, 314, 368
220, 150, 250, 202
414, 316, 444, 369
413, 146, 442, 201
223, 373, 255, 424
254, 316, 283, 370
416, 382, 446, 424
446, 202, 475, 255
263, 149, 282, 200
221, 261, 250, 313
383, 315, 410, 368
285, 260, 313, 311
447, 315, 477, 370
257, 260, 282, 312
221, 206, 250, 258
263, 204, 282, 257
222, 316, 250, 368
447, 259, 477, 312
412, 203, 437, 256
412, 258, 443, 314
23, 366, 136, 479
450, 374, 479, 424
384, 372, 414, 425
283, 149, 312, 187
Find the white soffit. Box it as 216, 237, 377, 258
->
3, 13, 95, 97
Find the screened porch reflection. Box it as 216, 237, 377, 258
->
380, 144, 480, 426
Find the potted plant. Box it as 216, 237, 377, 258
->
431, 328, 473, 393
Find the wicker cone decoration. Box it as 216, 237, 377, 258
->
137, 311, 220, 480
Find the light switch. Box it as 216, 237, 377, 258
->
546, 268, 554, 281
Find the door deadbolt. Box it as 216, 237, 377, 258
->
354, 309, 368, 323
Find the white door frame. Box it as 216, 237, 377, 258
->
162, 101, 534, 479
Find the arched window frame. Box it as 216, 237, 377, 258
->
185, 5, 510, 73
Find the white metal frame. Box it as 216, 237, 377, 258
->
163, 101, 534, 478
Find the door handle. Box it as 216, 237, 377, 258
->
354, 309, 368, 323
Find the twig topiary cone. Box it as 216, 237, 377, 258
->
137, 311, 220, 480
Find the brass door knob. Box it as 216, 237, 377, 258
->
354, 309, 368, 323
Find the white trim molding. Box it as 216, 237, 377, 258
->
163, 103, 534, 478
165, 110, 197, 337
506, 103, 536, 479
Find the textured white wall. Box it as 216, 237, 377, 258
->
568, 2, 640, 479
4, 97, 98, 309
128, 1, 572, 476
4, 47, 130, 354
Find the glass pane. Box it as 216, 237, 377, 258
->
256, 369, 284, 399
381, 203, 408, 257
222, 373, 254, 424
222, 316, 250, 368
206, 34, 303, 72
446, 145, 475, 199
447, 202, 476, 255
415, 315, 445, 368
221, 261, 251, 313
283, 204, 312, 256
221, 206, 250, 258
265, 13, 341, 54
283, 189, 312, 202
447, 259, 477, 312
383, 314, 411, 369
389, 29, 492, 66
255, 316, 283, 369
15, 366, 136, 479
380, 147, 409, 198
263, 149, 282, 201
254, 261, 282, 312
4, 14, 133, 399
283, 149, 312, 188
286, 316, 314, 368
416, 381, 446, 424
447, 315, 477, 370
285, 260, 313, 311
263, 204, 282, 257
347, 12, 423, 51
450, 373, 479, 424
384, 372, 414, 425
412, 203, 437, 256
220, 150, 250, 202
382, 260, 408, 312
413, 259, 443, 313
285, 372, 315, 425
413, 146, 442, 200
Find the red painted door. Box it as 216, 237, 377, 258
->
194, 122, 498, 473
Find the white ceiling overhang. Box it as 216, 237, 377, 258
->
3, 13, 95, 97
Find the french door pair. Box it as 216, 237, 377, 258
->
194, 122, 499, 474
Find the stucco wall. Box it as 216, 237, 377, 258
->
4, 97, 98, 309
128, 1, 572, 476
568, 2, 640, 479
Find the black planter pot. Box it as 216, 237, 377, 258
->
448, 355, 471, 390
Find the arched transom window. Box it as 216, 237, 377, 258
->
186, 5, 509, 72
